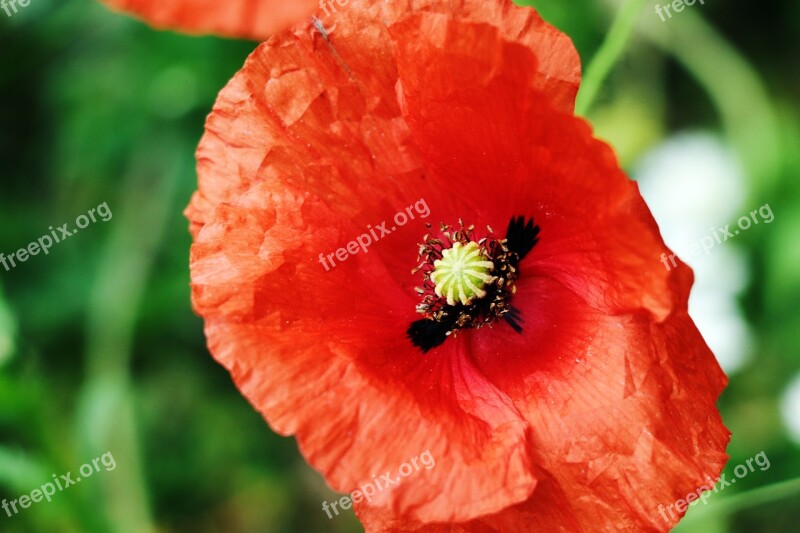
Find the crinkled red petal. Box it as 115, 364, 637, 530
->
100, 0, 317, 40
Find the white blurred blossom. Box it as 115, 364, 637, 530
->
780, 374, 800, 444
634, 132, 752, 374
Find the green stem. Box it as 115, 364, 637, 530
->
575, 0, 648, 116
639, 9, 782, 191
76, 136, 184, 532
682, 476, 800, 523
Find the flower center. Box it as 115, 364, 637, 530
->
407, 217, 541, 353
430, 242, 495, 305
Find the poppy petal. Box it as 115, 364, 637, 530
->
100, 0, 318, 40
338, 0, 582, 112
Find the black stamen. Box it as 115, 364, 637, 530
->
505, 306, 522, 320
503, 316, 523, 333
505, 216, 540, 264
503, 305, 523, 333
407, 316, 457, 353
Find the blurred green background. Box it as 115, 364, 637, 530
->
0, 0, 797, 531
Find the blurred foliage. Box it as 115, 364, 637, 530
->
0, 0, 798, 531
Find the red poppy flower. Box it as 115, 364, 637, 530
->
186, 0, 729, 530
100, 0, 318, 40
